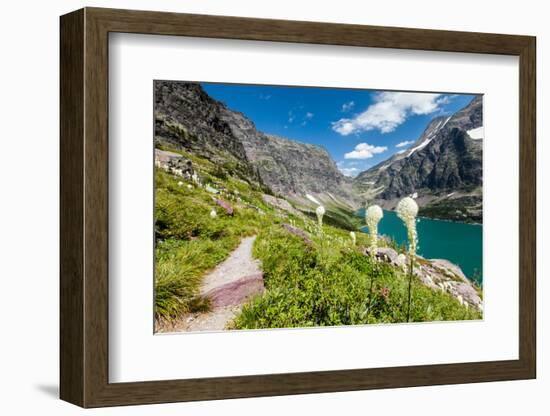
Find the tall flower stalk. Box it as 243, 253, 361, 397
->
349, 231, 356, 246
396, 196, 419, 322
316, 205, 326, 232
365, 204, 383, 321
365, 205, 383, 252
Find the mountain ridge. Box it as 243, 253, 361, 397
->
154, 81, 360, 211
353, 96, 483, 222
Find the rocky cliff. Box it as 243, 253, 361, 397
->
354, 96, 483, 222
154, 81, 359, 210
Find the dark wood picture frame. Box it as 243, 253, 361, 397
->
60, 7, 536, 408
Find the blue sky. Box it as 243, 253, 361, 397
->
201, 82, 477, 177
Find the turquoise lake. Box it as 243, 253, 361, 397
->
357, 209, 483, 285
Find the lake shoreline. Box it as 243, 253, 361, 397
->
356, 208, 482, 226
356, 208, 483, 285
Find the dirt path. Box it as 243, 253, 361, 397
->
162, 236, 264, 333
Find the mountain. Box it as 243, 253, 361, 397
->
154, 81, 359, 211
155, 81, 258, 181
353, 96, 483, 222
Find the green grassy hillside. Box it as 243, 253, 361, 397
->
155, 147, 481, 328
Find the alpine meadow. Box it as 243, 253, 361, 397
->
153, 81, 483, 333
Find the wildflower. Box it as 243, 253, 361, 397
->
396, 197, 418, 255
315, 205, 325, 229
187, 184, 192, 190
350, 231, 356, 246
177, 181, 184, 187
191, 173, 200, 184
365, 205, 383, 252
396, 196, 419, 323
209, 209, 217, 219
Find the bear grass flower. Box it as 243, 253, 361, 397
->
396, 196, 419, 322
191, 173, 200, 185
364, 204, 383, 321
209, 209, 217, 219
396, 196, 418, 255
315, 205, 326, 230
365, 204, 383, 253
349, 231, 356, 246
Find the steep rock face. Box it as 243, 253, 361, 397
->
154, 81, 359, 209
354, 96, 483, 222
154, 81, 258, 181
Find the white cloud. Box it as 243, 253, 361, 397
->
341, 101, 355, 112
396, 140, 414, 148
344, 142, 387, 160
332, 92, 448, 135
337, 161, 362, 177
288, 111, 295, 123
305, 112, 314, 119
339, 166, 360, 177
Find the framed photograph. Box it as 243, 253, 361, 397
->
60, 7, 536, 408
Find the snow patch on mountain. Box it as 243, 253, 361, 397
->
406, 116, 451, 157
306, 194, 321, 205
467, 126, 484, 140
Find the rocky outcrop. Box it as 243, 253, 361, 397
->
204, 273, 264, 308
155, 149, 194, 177
215, 199, 234, 216
154, 81, 360, 210
262, 194, 303, 218
365, 247, 482, 311
282, 223, 313, 246
354, 96, 483, 222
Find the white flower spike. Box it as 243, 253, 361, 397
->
365, 205, 384, 252
315, 205, 326, 229
209, 209, 217, 219
349, 231, 356, 246
396, 196, 418, 255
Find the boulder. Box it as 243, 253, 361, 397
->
395, 254, 407, 268
429, 258, 468, 282
262, 194, 303, 217
205, 184, 219, 194
282, 223, 312, 246
454, 282, 482, 309
365, 248, 483, 312
204, 273, 264, 308
168, 156, 194, 177
375, 247, 399, 264
215, 199, 234, 215
154, 149, 194, 177
364, 247, 406, 268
